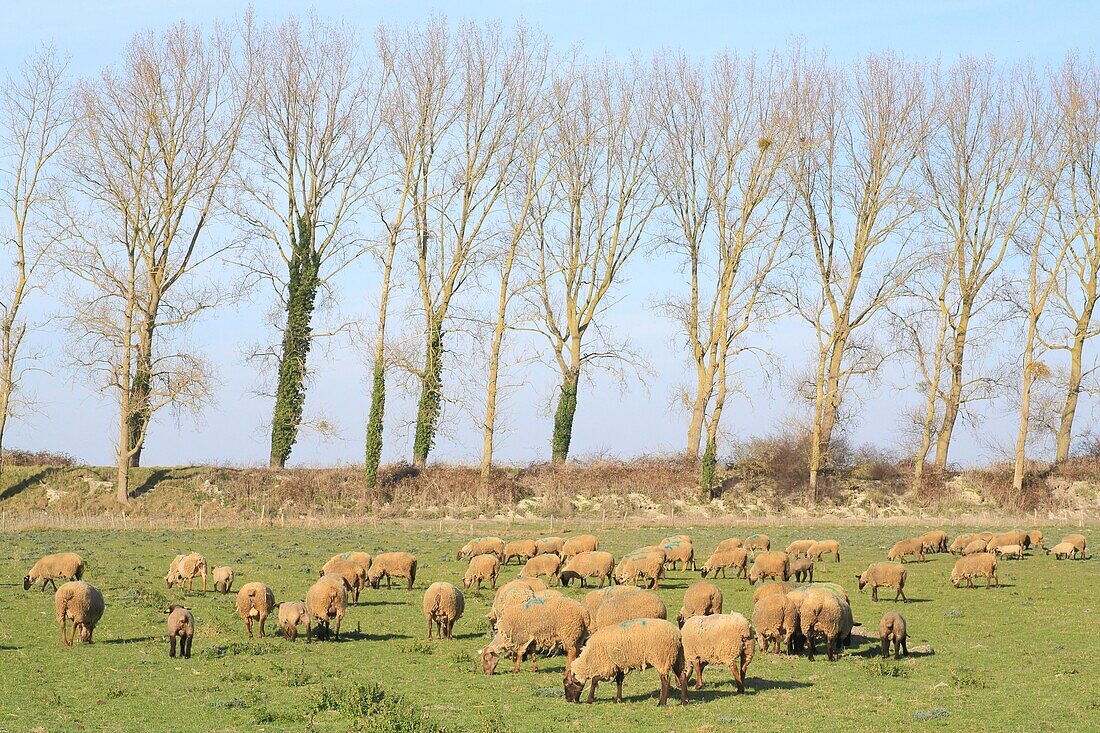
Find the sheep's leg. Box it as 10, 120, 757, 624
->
657, 672, 668, 707
694, 659, 705, 690
202, 573, 207, 593
881, 638, 889, 658
871, 586, 879, 602
170, 633, 177, 658
893, 639, 901, 660
827, 637, 837, 662
805, 636, 816, 661
245, 617, 254, 638
512, 651, 523, 674
445, 618, 454, 640
257, 614, 267, 638
901, 637, 909, 656
427, 616, 434, 640
587, 677, 599, 704
615, 670, 626, 703
333, 617, 342, 641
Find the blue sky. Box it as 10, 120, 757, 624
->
3, 2, 1098, 468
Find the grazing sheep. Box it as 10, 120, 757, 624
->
1023, 530, 1045, 551
463, 553, 501, 590
1048, 542, 1077, 560
277, 601, 310, 642
327, 551, 373, 574
714, 537, 743, 553
700, 548, 749, 579
963, 539, 989, 555
211, 566, 234, 594
785, 539, 816, 558
478, 593, 589, 675
423, 582, 465, 640
677, 581, 723, 626
789, 558, 814, 583
614, 548, 667, 589
564, 618, 688, 707
808, 539, 841, 563
305, 577, 347, 641
857, 562, 908, 603
24, 552, 85, 592
595, 588, 667, 629
520, 553, 562, 586
744, 533, 771, 553
165, 553, 208, 592
751, 592, 798, 654
562, 535, 600, 559
977, 532, 994, 541
795, 581, 850, 604
457, 537, 505, 562
887, 538, 926, 563
751, 581, 792, 604
54, 581, 104, 646
166, 605, 194, 658
560, 551, 615, 588
986, 531, 1027, 553
1060, 533, 1088, 560
681, 612, 754, 692
949, 534, 980, 554
487, 578, 548, 627
503, 540, 537, 565
583, 584, 642, 621
367, 552, 417, 589
920, 530, 949, 554
235, 582, 276, 638
994, 544, 1023, 560
535, 536, 565, 556
321, 558, 367, 603
800, 588, 853, 662
950, 553, 999, 588
879, 611, 908, 660
659, 538, 696, 571
748, 551, 790, 584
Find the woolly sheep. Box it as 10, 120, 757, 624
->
1060, 533, 1088, 560
463, 553, 501, 590
1023, 530, 1045, 551
977, 532, 994, 541
744, 534, 771, 553
714, 537, 743, 553
986, 531, 1027, 553
564, 618, 688, 707
478, 593, 589, 675
166, 605, 194, 658
457, 537, 505, 561
1048, 542, 1077, 560
660, 534, 692, 547
808, 539, 841, 562
277, 601, 310, 642
24, 552, 85, 592
328, 551, 373, 571
487, 578, 548, 627
55, 581, 104, 646
700, 548, 749, 579
949, 533, 979, 554
751, 592, 798, 654
321, 558, 367, 603
677, 581, 723, 626
879, 611, 908, 660
235, 582, 276, 638
212, 566, 234, 594
165, 553, 208, 592
595, 588, 667, 629
614, 548, 667, 589
800, 587, 853, 662
560, 551, 615, 588
503, 540, 537, 565
795, 581, 850, 604
887, 538, 926, 563
748, 551, 790, 584
535, 536, 565, 556
994, 544, 1023, 560
789, 558, 814, 583
659, 538, 696, 571
681, 612, 754, 692
857, 562, 908, 602
963, 539, 989, 555
520, 553, 561, 586
583, 584, 641, 621
367, 552, 417, 589
423, 582, 465, 640
562, 534, 599, 559
751, 581, 792, 604
306, 576, 347, 641
920, 530, 949, 553
785, 539, 816, 558
950, 553, 999, 588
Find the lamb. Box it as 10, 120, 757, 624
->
520, 553, 561, 586
808, 539, 841, 562
744, 533, 771, 553
680, 612, 754, 692
986, 531, 1027, 553
55, 581, 104, 646
535, 536, 565, 556
561, 534, 599, 559
789, 558, 814, 583
503, 540, 537, 565
595, 588, 667, 629
994, 544, 1023, 560
1023, 530, 1045, 551
423, 582, 465, 640
478, 593, 589, 675
714, 537, 743, 553
277, 601, 310, 642
963, 539, 989, 555
463, 553, 501, 590
748, 551, 790, 584
857, 562, 908, 602
751, 581, 792, 604
1060, 533, 1088, 560
879, 611, 908, 660
560, 551, 615, 588
563, 618, 688, 706
659, 538, 696, 571
583, 584, 641, 621
887, 538, 926, 563
785, 539, 816, 558
305, 576, 347, 641
614, 548, 667, 589
800, 587, 853, 662
24, 552, 85, 592
1048, 542, 1077, 560
235, 582, 276, 637
212, 566, 234, 594
457, 537, 505, 561
165, 553, 208, 592
677, 581, 723, 626
950, 552, 999, 588
366, 552, 417, 589
920, 530, 949, 554
487, 578, 548, 627
751, 592, 798, 654
166, 605, 194, 658
321, 558, 367, 603
700, 548, 749, 579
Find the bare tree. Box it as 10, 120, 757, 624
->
235, 15, 383, 469
526, 61, 658, 463
0, 49, 71, 468
64, 23, 247, 503
785, 54, 927, 501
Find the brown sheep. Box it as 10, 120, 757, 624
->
564, 618, 688, 707
748, 551, 789, 584
367, 552, 417, 589
752, 581, 792, 604
463, 553, 501, 590
165, 553, 208, 592
963, 539, 989, 555
235, 582, 276, 637
751, 592, 798, 654
714, 537, 743, 553
887, 538, 926, 563
659, 538, 696, 571
920, 530, 949, 553
560, 551, 615, 588
423, 582, 465, 640
328, 551, 373, 573
594, 589, 667, 629
478, 593, 589, 675
857, 562, 908, 602
1060, 533, 1088, 560
212, 566, 234, 594
951, 553, 999, 588
808, 539, 841, 562
24, 552, 85, 592
278, 601, 310, 641
879, 611, 908, 659
994, 544, 1023, 560
535, 536, 565, 556
677, 581, 723, 626
305, 577, 347, 641
680, 613, 754, 692
487, 578, 548, 627
949, 533, 979, 554
1048, 542, 1077, 560
167, 605, 194, 658
744, 534, 771, 553
986, 530, 1027, 553
1023, 530, 1045, 551
785, 539, 816, 558
800, 587, 853, 662
520, 553, 562, 586
789, 558, 814, 583
700, 548, 749, 579
583, 584, 641, 621
321, 558, 367, 603
55, 581, 104, 646
457, 537, 505, 561
614, 548, 666, 589
503, 540, 537, 565
562, 534, 599, 559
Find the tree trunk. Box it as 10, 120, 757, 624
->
551, 366, 580, 464
126, 332, 153, 468
933, 306, 972, 472
269, 216, 321, 469
364, 237, 399, 490
412, 318, 444, 468
1055, 313, 1093, 464
686, 379, 710, 462
1012, 318, 1041, 498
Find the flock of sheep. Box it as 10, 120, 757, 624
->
21, 527, 1091, 706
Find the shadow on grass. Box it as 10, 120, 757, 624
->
339, 629, 409, 642
102, 636, 158, 644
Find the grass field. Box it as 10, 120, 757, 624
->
0, 523, 1096, 732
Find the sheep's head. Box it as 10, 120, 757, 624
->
700, 567, 710, 578
477, 646, 500, 675
856, 574, 868, 591
22, 575, 32, 591
77, 623, 95, 643
563, 669, 585, 703
950, 571, 962, 588
165, 573, 177, 589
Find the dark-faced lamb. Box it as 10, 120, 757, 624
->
789, 558, 814, 583
879, 611, 908, 659
278, 601, 311, 642
167, 605, 194, 658
212, 566, 234, 594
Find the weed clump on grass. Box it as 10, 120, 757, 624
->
950, 666, 986, 689
310, 681, 450, 732
401, 639, 435, 655
914, 707, 952, 721
864, 659, 910, 678
116, 586, 171, 611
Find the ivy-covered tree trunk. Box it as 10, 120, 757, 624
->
126, 337, 153, 468
411, 319, 444, 467
269, 217, 321, 469
700, 437, 717, 496
551, 367, 580, 464
364, 359, 385, 486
